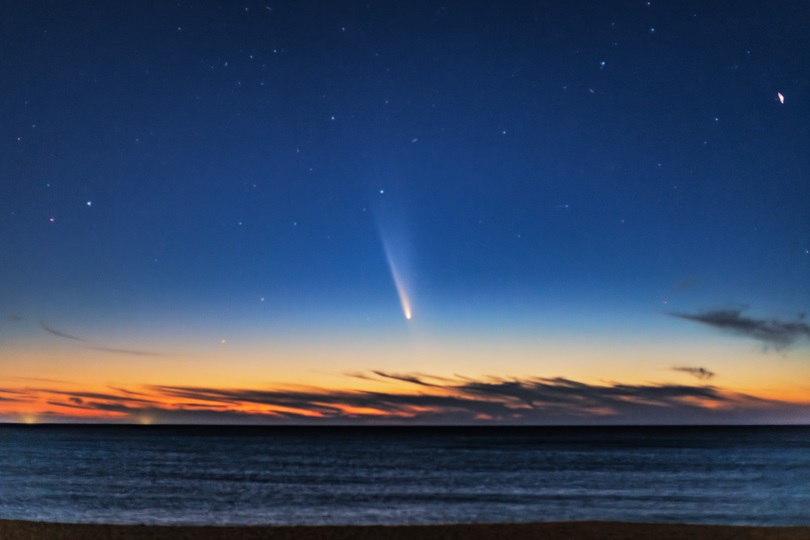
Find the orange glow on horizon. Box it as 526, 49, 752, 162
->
2, 339, 809, 424
2, 373, 808, 425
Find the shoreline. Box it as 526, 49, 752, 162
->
2, 520, 809, 540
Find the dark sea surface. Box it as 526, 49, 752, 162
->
1, 425, 808, 526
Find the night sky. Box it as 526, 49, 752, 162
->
2, 1, 809, 424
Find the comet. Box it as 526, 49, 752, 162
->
383, 241, 412, 320
375, 197, 414, 321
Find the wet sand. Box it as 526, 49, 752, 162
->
1, 520, 809, 540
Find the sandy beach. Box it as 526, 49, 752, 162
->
1, 520, 809, 540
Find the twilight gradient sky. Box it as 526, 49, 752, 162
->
2, 1, 809, 424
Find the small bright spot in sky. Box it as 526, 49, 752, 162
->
778, 92, 785, 104
86, 201, 92, 207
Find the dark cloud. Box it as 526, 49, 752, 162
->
46, 400, 85, 410
17, 372, 809, 425
42, 389, 161, 406
0, 387, 36, 402
139, 373, 790, 425
39, 322, 86, 341
90, 346, 161, 357
107, 386, 152, 397
672, 309, 810, 350
6, 315, 24, 322
171, 402, 231, 409
672, 366, 715, 380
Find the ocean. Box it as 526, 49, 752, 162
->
1, 425, 808, 526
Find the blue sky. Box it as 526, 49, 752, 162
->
1, 1, 809, 424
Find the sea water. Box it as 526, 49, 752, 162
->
0, 425, 808, 526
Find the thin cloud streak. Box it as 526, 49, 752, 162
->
672, 367, 715, 380
370, 370, 441, 387
90, 346, 161, 357
40, 322, 85, 341
9, 376, 73, 384
36, 320, 163, 356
